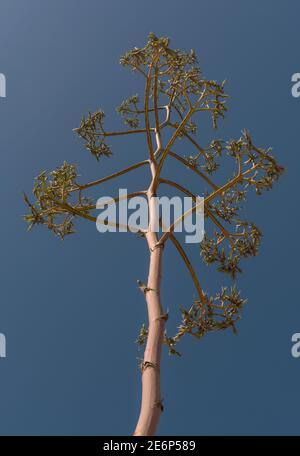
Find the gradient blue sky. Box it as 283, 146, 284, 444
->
0, 0, 299, 435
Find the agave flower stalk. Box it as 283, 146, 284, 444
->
24, 34, 284, 435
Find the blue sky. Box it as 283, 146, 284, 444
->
0, 0, 299, 435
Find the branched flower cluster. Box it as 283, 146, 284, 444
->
183, 130, 284, 186
200, 221, 262, 279
158, 287, 246, 356
176, 286, 247, 341
207, 190, 246, 222
116, 94, 141, 129
74, 110, 112, 161
23, 162, 93, 239
120, 32, 228, 129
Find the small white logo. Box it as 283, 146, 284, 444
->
291, 73, 300, 98
0, 73, 6, 98
291, 333, 300, 358
0, 333, 6, 358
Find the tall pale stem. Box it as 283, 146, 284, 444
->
133, 162, 166, 436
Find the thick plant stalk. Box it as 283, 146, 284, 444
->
24, 34, 285, 439
133, 163, 167, 436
